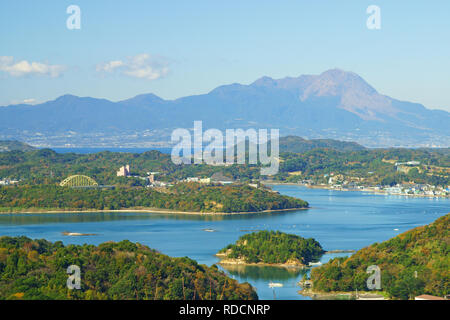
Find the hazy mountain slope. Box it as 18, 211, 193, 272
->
0, 69, 449, 147
279, 136, 365, 153
0, 140, 35, 152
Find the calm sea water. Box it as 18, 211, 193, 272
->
0, 185, 448, 300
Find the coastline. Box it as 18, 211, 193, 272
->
263, 181, 450, 198
325, 249, 355, 254
0, 206, 309, 216
298, 287, 387, 300
216, 251, 352, 269
215, 256, 306, 269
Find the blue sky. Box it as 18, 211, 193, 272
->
1, 0, 450, 111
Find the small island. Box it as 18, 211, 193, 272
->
216, 231, 325, 268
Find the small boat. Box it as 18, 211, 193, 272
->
393, 228, 399, 231
202, 228, 216, 232
308, 261, 322, 267
268, 282, 283, 288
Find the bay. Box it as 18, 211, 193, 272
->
0, 185, 448, 300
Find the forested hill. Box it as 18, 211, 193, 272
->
309, 214, 449, 299
0, 236, 258, 300
279, 136, 365, 153
0, 140, 35, 152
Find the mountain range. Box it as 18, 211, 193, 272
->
1, 69, 449, 148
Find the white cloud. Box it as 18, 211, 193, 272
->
95, 60, 124, 72
96, 54, 169, 80
0, 56, 65, 77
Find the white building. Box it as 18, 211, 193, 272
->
117, 165, 130, 177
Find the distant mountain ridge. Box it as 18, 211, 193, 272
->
0, 140, 35, 152
0, 69, 449, 148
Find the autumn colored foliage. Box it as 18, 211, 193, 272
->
0, 236, 258, 300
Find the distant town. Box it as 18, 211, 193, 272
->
317, 160, 449, 197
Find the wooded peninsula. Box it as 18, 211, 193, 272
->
307, 214, 449, 300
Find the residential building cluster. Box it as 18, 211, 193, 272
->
178, 173, 235, 185
182, 177, 211, 184
323, 179, 449, 197
381, 184, 449, 196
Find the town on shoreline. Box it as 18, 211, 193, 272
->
264, 181, 450, 198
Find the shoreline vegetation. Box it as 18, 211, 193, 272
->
0, 206, 308, 215
216, 231, 325, 268
324, 249, 355, 254
216, 249, 356, 268
215, 253, 305, 269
